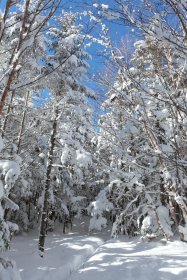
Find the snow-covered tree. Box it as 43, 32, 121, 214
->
89, 0, 187, 240
38, 12, 96, 256
0, 135, 20, 250
0, 0, 61, 114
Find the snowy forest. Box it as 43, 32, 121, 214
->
0, 0, 187, 279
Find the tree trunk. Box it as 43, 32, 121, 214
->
0, 0, 12, 42
0, 0, 30, 114
38, 106, 58, 257
1, 90, 15, 138
17, 91, 30, 154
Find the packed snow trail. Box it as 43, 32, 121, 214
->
70, 237, 187, 280
2, 222, 105, 280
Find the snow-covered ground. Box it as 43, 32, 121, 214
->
2, 221, 105, 280
71, 237, 187, 280
2, 221, 187, 280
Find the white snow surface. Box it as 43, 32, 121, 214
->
71, 237, 187, 280
0, 259, 21, 280
2, 221, 104, 280
2, 222, 187, 280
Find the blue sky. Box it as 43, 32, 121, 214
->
0, 0, 137, 77
67, 0, 139, 101
0, 0, 138, 75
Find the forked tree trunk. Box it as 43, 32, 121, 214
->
38, 106, 58, 257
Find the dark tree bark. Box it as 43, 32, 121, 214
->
38, 106, 58, 257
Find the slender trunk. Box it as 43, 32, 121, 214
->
0, 0, 30, 114
0, 0, 12, 42
1, 90, 15, 138
34, 191, 39, 207
17, 91, 30, 154
38, 106, 58, 257
160, 175, 166, 206
28, 200, 31, 222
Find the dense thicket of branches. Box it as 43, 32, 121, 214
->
89, 0, 187, 241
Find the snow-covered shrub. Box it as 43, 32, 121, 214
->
0, 160, 20, 195
141, 206, 173, 241
0, 258, 21, 280
0, 136, 21, 251
88, 187, 113, 231
141, 208, 159, 240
